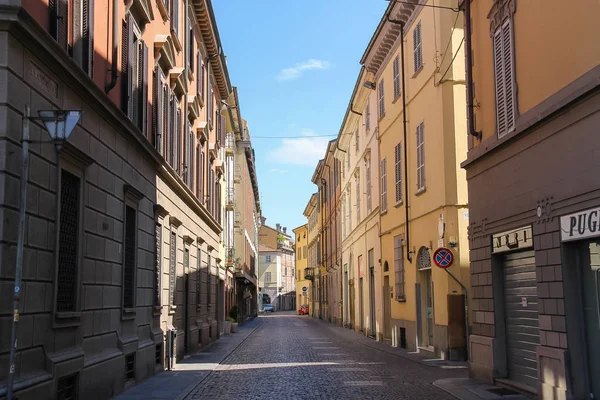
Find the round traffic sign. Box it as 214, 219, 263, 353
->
302, 286, 307, 293
433, 247, 454, 269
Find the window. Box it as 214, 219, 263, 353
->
185, 123, 193, 187
154, 222, 161, 307
49, 0, 70, 52
394, 235, 405, 301
196, 247, 202, 305
56, 374, 78, 400
125, 353, 135, 383
169, 231, 176, 307
355, 174, 360, 222
348, 188, 352, 232
416, 122, 425, 191
197, 53, 204, 99
56, 169, 81, 313
393, 55, 401, 99
123, 205, 137, 310
122, 14, 148, 135
342, 196, 346, 239
355, 128, 359, 153
493, 19, 516, 138
285, 267, 287, 276
378, 79, 385, 118
394, 143, 402, 204
266, 255, 271, 263
413, 21, 422, 72
380, 158, 387, 212
81, 0, 94, 77
365, 100, 370, 132
265, 272, 272, 283
188, 26, 194, 71
170, 0, 179, 38
152, 67, 166, 154
196, 144, 204, 200
366, 159, 372, 213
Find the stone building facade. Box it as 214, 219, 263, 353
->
0, 0, 249, 398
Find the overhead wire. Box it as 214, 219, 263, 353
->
251, 135, 337, 139
438, 36, 464, 83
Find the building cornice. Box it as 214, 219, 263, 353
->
192, 0, 231, 99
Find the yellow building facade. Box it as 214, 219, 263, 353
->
304, 194, 318, 318
365, 0, 470, 359
336, 68, 381, 336
293, 224, 309, 310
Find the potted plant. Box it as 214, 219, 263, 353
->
229, 306, 239, 332
224, 317, 232, 334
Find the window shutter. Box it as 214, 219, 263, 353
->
493, 27, 506, 136
197, 54, 203, 96
121, 15, 131, 115
421, 124, 425, 188
49, 0, 58, 40
56, 170, 81, 313
176, 107, 182, 174
152, 68, 161, 151
189, 28, 194, 70
502, 20, 515, 133
413, 22, 422, 72
394, 235, 405, 301
82, 0, 94, 77
381, 159, 387, 212
196, 144, 201, 197
163, 87, 169, 161
139, 42, 149, 136
169, 231, 176, 306
220, 111, 226, 146
395, 143, 402, 203
123, 206, 136, 309
393, 56, 400, 99
58, 0, 69, 51
154, 222, 162, 307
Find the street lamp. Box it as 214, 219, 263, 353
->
6, 106, 82, 400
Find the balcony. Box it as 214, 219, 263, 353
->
277, 241, 294, 252
226, 187, 235, 210
226, 246, 235, 267
304, 267, 315, 281
225, 133, 235, 155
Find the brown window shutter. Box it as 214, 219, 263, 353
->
82, 0, 94, 77
140, 42, 149, 137
152, 68, 159, 149
220, 111, 226, 146
121, 15, 130, 114
197, 53, 202, 96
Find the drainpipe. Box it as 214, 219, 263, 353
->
399, 24, 412, 264
386, 10, 413, 264
104, 0, 119, 93
464, 0, 481, 139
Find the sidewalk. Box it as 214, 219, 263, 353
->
113, 318, 262, 400
314, 318, 532, 399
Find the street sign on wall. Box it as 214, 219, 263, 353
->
433, 247, 454, 269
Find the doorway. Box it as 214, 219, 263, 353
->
344, 269, 349, 327
217, 279, 224, 338
369, 265, 376, 337
349, 279, 355, 329
580, 240, 600, 398
383, 276, 392, 341
359, 277, 364, 333
183, 248, 190, 353
416, 247, 434, 348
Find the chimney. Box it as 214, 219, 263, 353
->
283, 227, 287, 234
260, 216, 266, 225
276, 223, 281, 232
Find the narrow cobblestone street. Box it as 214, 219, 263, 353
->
184, 312, 467, 399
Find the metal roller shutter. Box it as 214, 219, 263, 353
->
503, 250, 539, 389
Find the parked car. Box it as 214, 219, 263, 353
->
263, 304, 274, 312
298, 305, 309, 315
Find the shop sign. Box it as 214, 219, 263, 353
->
492, 226, 533, 254
560, 206, 600, 242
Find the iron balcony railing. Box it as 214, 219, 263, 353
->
304, 267, 315, 281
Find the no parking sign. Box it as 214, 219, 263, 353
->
433, 247, 454, 269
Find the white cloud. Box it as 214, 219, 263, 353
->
269, 168, 289, 174
276, 59, 331, 81
267, 129, 330, 167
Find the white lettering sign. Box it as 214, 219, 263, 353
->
560, 206, 600, 242
492, 226, 533, 254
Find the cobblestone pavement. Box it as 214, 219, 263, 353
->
185, 312, 467, 400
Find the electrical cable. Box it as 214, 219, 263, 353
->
250, 134, 337, 139
438, 11, 461, 68
438, 36, 463, 83
385, 0, 459, 12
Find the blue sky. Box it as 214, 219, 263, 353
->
212, 1, 388, 232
